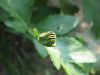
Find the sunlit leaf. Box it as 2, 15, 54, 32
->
46, 37, 96, 70
70, 51, 96, 63
46, 47, 61, 69
62, 62, 88, 75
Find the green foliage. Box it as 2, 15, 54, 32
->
34, 15, 79, 36
82, 0, 100, 38
0, 0, 35, 33
33, 39, 48, 58
0, 0, 98, 75
60, 0, 79, 15
46, 37, 96, 70
62, 63, 88, 75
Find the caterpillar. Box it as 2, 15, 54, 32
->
39, 31, 56, 47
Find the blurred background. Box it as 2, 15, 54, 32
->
0, 0, 100, 75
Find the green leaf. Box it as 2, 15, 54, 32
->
62, 62, 88, 75
82, 63, 95, 73
92, 0, 100, 38
0, 0, 35, 33
46, 47, 61, 69
32, 5, 60, 23
0, 7, 10, 21
5, 18, 28, 33
57, 37, 96, 63
60, 0, 81, 6
33, 39, 48, 58
82, 0, 92, 22
82, 0, 100, 38
34, 15, 79, 36
46, 37, 96, 69
70, 51, 96, 63
60, 0, 79, 15
28, 28, 48, 58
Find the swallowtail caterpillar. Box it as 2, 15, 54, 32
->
39, 31, 56, 47
32, 29, 56, 47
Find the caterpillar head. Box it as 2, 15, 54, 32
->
39, 31, 56, 47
